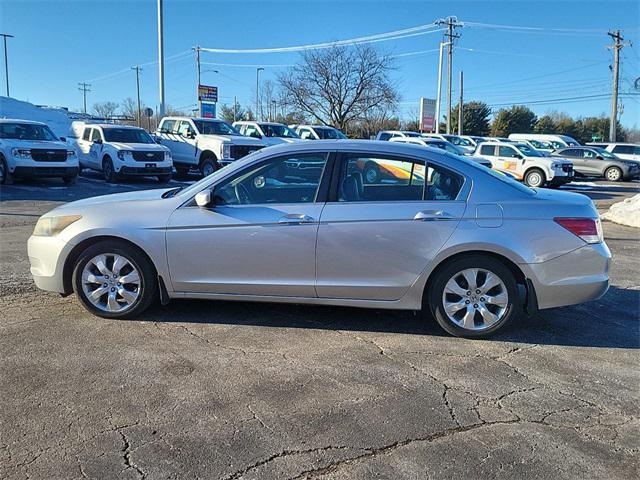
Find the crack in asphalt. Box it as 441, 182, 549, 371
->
118, 428, 146, 479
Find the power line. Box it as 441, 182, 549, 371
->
464, 21, 630, 36
486, 92, 636, 107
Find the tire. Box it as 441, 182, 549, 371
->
363, 161, 380, 184
200, 156, 218, 177
0, 156, 13, 185
157, 174, 172, 183
72, 240, 158, 319
62, 175, 77, 185
604, 166, 622, 182
103, 156, 119, 183
428, 255, 520, 338
523, 168, 545, 188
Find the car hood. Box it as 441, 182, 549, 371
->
199, 134, 264, 146
0, 139, 70, 149
109, 142, 169, 151
49, 188, 171, 215
262, 137, 304, 145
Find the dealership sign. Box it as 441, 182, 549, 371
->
420, 97, 436, 132
201, 102, 216, 118
198, 85, 218, 102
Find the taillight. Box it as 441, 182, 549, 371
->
554, 217, 603, 244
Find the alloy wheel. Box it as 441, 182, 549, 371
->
442, 268, 509, 331
80, 253, 141, 313
605, 167, 621, 182
525, 171, 543, 187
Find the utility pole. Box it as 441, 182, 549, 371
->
256, 67, 264, 121
78, 82, 91, 114
194, 46, 201, 115
607, 30, 630, 142
233, 95, 238, 122
132, 66, 142, 126
0, 33, 14, 97
157, 0, 166, 117
458, 71, 464, 135
434, 41, 447, 134
437, 17, 462, 134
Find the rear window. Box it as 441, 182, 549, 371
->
479, 145, 495, 155
612, 145, 640, 155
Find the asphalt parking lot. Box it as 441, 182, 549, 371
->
1, 175, 639, 479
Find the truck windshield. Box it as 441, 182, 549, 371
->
313, 127, 347, 139
103, 128, 155, 144
516, 144, 543, 157
258, 123, 299, 138
194, 120, 239, 135
0, 123, 58, 141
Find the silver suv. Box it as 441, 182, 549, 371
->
551, 146, 639, 182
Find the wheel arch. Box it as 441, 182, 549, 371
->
199, 149, 219, 164
62, 235, 159, 294
523, 165, 549, 181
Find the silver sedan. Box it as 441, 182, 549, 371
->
27, 140, 611, 338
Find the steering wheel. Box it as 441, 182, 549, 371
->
234, 183, 252, 204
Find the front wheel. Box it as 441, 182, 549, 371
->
604, 166, 622, 182
363, 161, 380, 184
523, 168, 545, 188
103, 157, 119, 183
72, 240, 157, 319
428, 255, 520, 338
200, 158, 218, 177
0, 157, 13, 185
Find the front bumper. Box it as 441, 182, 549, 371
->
27, 234, 73, 293
13, 166, 79, 178
523, 241, 611, 310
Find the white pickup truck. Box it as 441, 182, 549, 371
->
0, 119, 78, 185
155, 117, 265, 177
69, 122, 173, 183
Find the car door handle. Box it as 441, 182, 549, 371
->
413, 210, 453, 221
278, 214, 315, 224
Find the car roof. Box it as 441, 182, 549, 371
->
0, 118, 47, 125
162, 116, 225, 122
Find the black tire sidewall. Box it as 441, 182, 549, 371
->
200, 158, 217, 177
72, 241, 157, 319
364, 162, 380, 183
429, 255, 520, 338
103, 157, 117, 183
0, 157, 7, 184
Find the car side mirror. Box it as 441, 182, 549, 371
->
515, 154, 523, 159
59, 136, 66, 142
195, 190, 212, 208
93, 138, 103, 145
250, 131, 261, 139
187, 131, 196, 139
596, 155, 604, 160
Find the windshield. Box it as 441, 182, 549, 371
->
313, 127, 347, 139
103, 128, 154, 144
515, 143, 543, 157
593, 147, 617, 159
0, 123, 58, 141
258, 123, 299, 138
444, 135, 474, 147
403, 132, 421, 138
194, 120, 239, 135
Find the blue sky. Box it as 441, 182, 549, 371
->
1, 0, 639, 126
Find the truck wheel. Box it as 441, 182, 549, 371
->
604, 166, 622, 182
524, 168, 545, 188
72, 240, 158, 319
0, 156, 13, 185
427, 255, 520, 338
103, 156, 119, 183
363, 161, 380, 184
200, 157, 218, 177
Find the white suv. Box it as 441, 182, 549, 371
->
155, 117, 264, 177
69, 122, 173, 183
292, 125, 347, 140
473, 141, 574, 188
233, 121, 302, 146
587, 142, 640, 162
375, 130, 421, 141
0, 119, 78, 185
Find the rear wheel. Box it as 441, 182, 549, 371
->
604, 166, 622, 182
363, 161, 380, 184
428, 255, 520, 338
524, 168, 545, 188
72, 240, 157, 319
0, 156, 13, 185
103, 156, 119, 183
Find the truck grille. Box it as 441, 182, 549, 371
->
30, 149, 68, 162
229, 145, 263, 160
132, 151, 165, 162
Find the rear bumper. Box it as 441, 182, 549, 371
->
13, 166, 79, 178
522, 242, 611, 310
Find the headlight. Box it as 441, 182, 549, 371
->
33, 215, 82, 237
11, 148, 31, 158
164, 151, 172, 161
221, 143, 231, 159
551, 162, 561, 169
117, 150, 132, 160
67, 150, 76, 157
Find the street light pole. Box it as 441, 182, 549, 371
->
256, 67, 264, 121
157, 0, 166, 117
0, 33, 14, 97
195, 46, 201, 115
132, 66, 142, 126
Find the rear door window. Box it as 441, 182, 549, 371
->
498, 146, 518, 157
82, 128, 91, 141
90, 128, 102, 142
479, 145, 495, 156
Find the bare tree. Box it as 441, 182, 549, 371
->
278, 45, 398, 131
92, 101, 118, 119
120, 98, 139, 120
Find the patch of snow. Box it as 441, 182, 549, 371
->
601, 194, 640, 228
